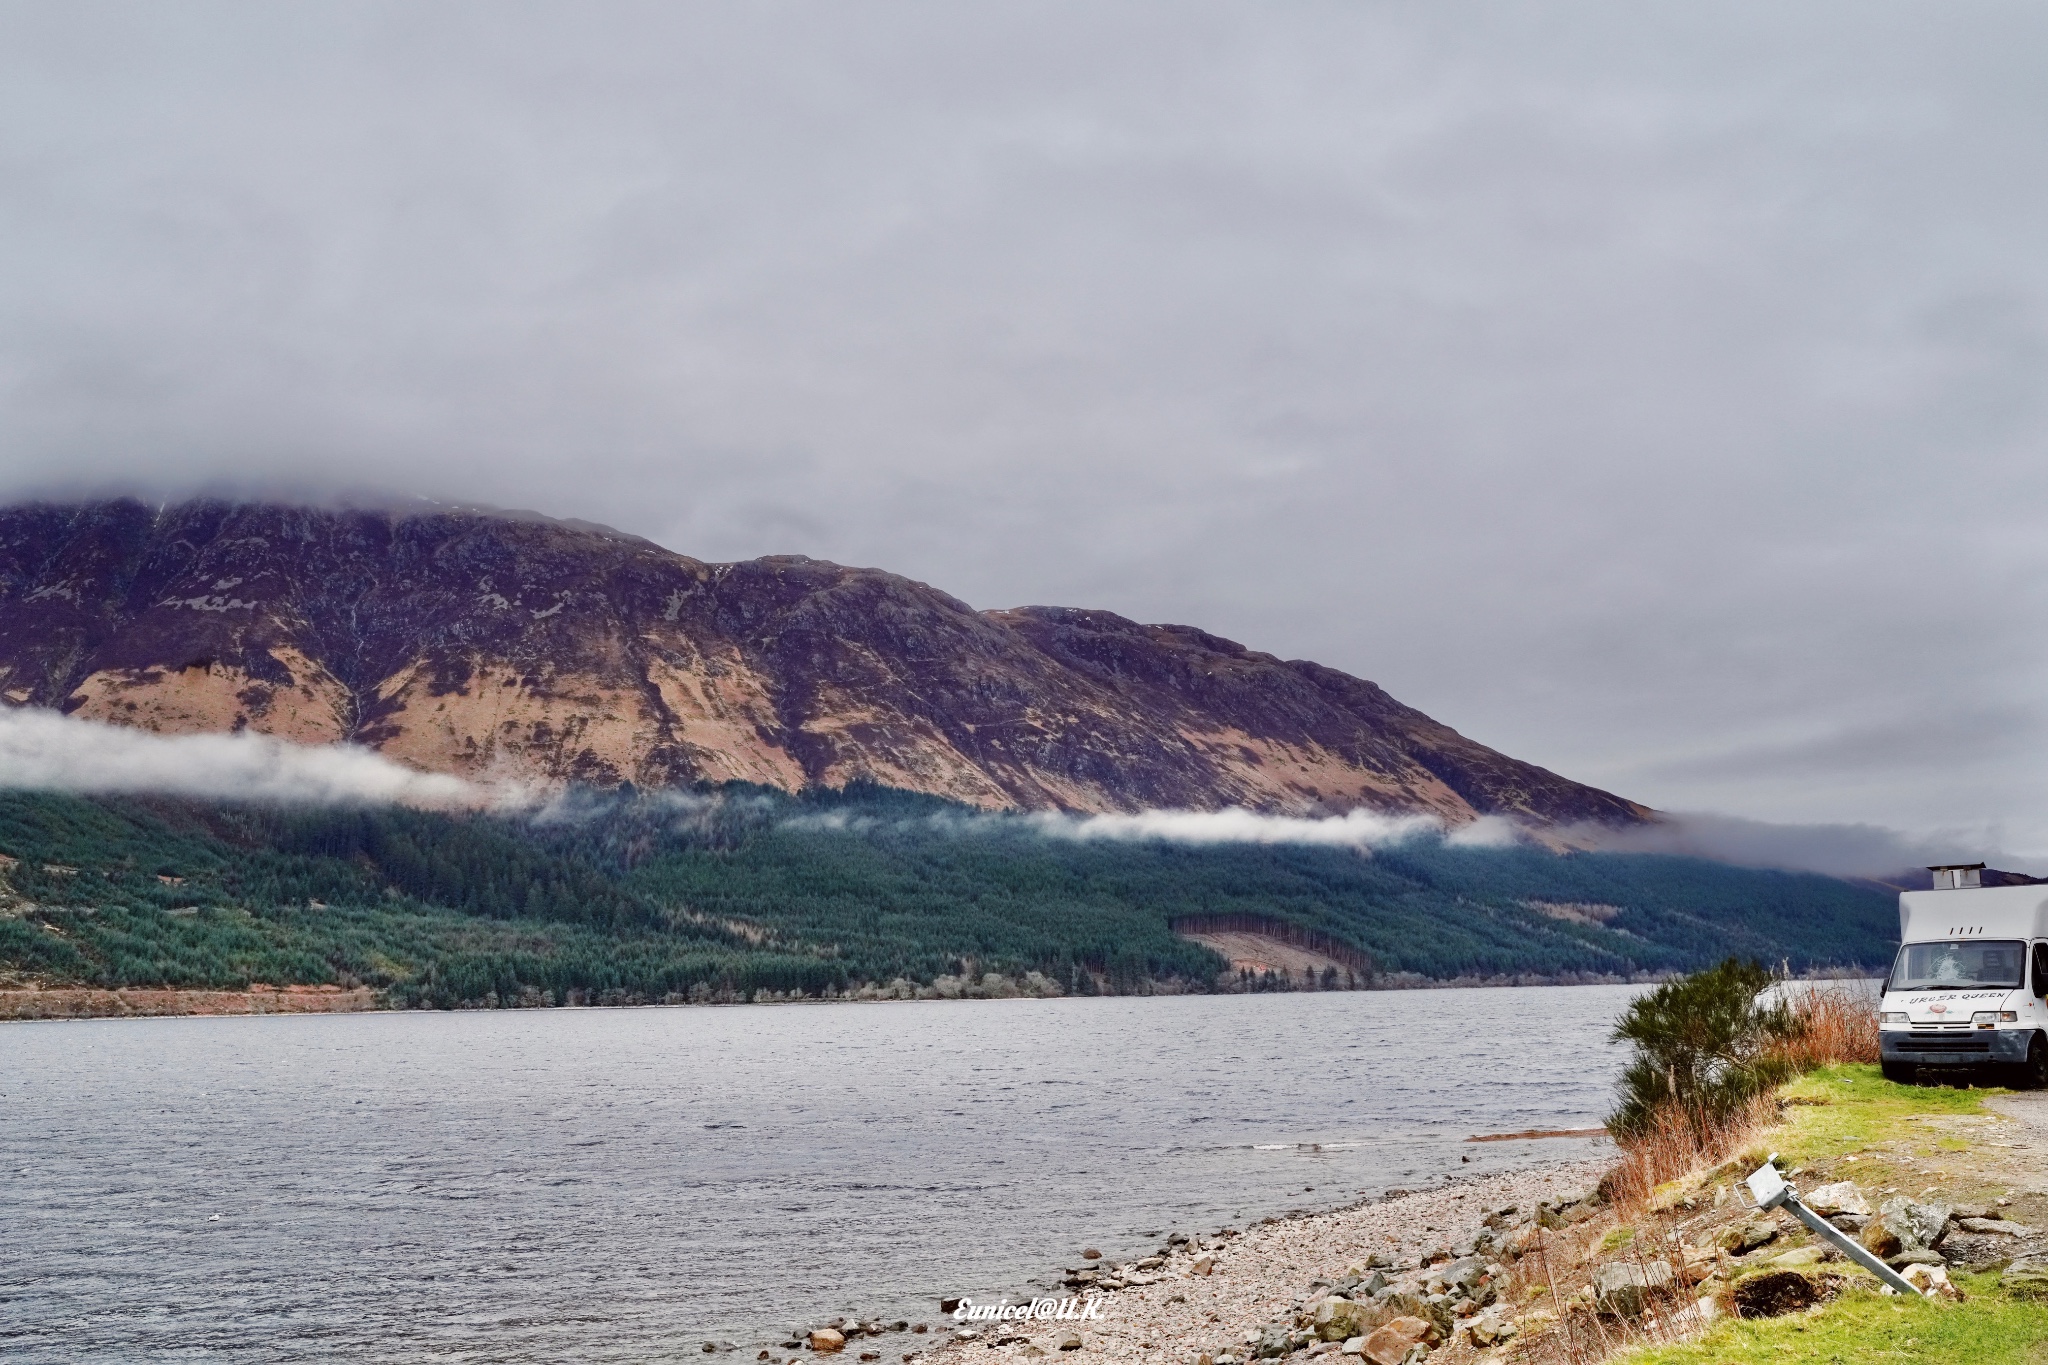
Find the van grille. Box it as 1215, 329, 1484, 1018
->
1897, 1031, 1992, 1053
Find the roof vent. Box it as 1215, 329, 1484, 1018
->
1928, 863, 1985, 890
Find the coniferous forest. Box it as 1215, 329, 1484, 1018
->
0, 784, 1897, 1009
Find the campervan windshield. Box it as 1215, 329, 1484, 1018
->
1889, 939, 2026, 992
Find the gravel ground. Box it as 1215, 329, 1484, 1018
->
919, 1156, 1611, 1365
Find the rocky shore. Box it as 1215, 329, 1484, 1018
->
757, 1078, 2048, 1365
719, 1158, 1607, 1365
911, 1162, 1608, 1365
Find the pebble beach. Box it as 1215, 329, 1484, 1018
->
920, 1156, 1611, 1365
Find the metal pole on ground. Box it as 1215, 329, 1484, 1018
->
1744, 1161, 1928, 1298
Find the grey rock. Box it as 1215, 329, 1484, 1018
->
1253, 1325, 1294, 1359
1941, 1233, 2017, 1269
2002, 1255, 2048, 1298
1380, 1290, 1451, 1336
1463, 1311, 1517, 1348
1592, 1261, 1675, 1318
1803, 1181, 1871, 1217
1958, 1217, 2032, 1237
1877, 1197, 1951, 1251
1446, 1258, 1488, 1293
1313, 1297, 1374, 1343
1717, 1220, 1778, 1254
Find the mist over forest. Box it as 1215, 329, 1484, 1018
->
0, 783, 1895, 1010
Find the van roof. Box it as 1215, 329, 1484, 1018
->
1899, 883, 2048, 944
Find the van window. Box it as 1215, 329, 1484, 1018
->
1890, 940, 2025, 991
2034, 942, 2048, 998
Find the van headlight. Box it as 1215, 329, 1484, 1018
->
1880, 1011, 1908, 1025
1972, 1011, 2016, 1028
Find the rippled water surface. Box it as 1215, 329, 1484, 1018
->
2, 987, 1640, 1361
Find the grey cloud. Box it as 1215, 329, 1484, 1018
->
0, 707, 488, 807
1635, 705, 2042, 784
0, 702, 2023, 881
2, 2, 2047, 848
1584, 811, 2043, 883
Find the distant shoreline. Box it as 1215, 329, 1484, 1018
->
0, 974, 1683, 1022
0, 984, 381, 1021
0, 966, 1887, 1023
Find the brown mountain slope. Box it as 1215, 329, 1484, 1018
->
0, 498, 1651, 824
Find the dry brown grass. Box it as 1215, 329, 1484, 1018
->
1605, 985, 1872, 1215
1602, 1091, 1779, 1215
1508, 1216, 1708, 1363
1766, 982, 1880, 1070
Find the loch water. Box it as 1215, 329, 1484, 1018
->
1, 985, 1640, 1362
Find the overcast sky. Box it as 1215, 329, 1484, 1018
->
3, 2, 2045, 853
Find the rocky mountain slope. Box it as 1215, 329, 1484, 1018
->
0, 498, 1650, 824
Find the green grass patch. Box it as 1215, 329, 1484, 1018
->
1625, 1276, 2048, 1364
1764, 1064, 2001, 1166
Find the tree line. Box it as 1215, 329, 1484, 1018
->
0, 784, 1897, 1009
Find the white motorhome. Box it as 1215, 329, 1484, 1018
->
1879, 863, 2048, 1088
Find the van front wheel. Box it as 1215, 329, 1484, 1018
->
1881, 1060, 1916, 1085
2013, 1034, 2048, 1091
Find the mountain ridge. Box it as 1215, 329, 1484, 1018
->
0, 497, 1651, 824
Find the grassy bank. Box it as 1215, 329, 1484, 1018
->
1616, 1065, 2048, 1364
1627, 1266, 2048, 1364
1472, 965, 2048, 1363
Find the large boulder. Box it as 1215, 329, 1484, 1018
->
1803, 1181, 1871, 1217
1359, 1317, 1435, 1365
1876, 1197, 1951, 1252
1313, 1297, 1375, 1342
1592, 1262, 1676, 1318
808, 1328, 847, 1354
